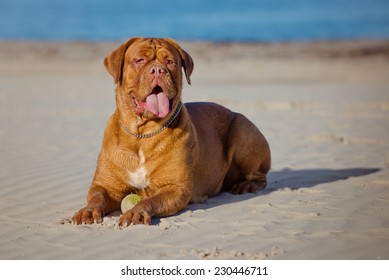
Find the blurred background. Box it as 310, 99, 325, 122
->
1, 0, 389, 42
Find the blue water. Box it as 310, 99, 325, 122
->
1, 0, 389, 42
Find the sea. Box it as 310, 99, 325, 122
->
1, 0, 389, 42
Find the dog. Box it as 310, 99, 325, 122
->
72, 37, 271, 227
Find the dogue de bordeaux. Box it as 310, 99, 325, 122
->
72, 37, 271, 227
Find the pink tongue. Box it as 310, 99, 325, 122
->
146, 92, 170, 118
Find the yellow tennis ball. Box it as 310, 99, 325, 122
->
121, 193, 142, 213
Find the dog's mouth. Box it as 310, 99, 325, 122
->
131, 86, 172, 118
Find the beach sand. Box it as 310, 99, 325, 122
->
0, 40, 388, 259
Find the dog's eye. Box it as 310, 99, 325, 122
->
134, 58, 146, 66
166, 59, 174, 65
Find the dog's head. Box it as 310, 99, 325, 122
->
104, 37, 193, 119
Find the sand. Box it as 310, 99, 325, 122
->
0, 40, 388, 260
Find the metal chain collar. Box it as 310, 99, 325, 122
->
119, 101, 183, 139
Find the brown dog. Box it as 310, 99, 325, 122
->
72, 38, 271, 227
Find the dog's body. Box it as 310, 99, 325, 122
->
72, 38, 270, 227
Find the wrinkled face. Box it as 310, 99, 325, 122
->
104, 38, 193, 120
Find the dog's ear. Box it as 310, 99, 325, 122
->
104, 38, 139, 84
165, 38, 194, 85
180, 48, 194, 85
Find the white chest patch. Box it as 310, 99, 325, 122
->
128, 149, 149, 189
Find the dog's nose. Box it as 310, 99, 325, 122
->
149, 65, 166, 77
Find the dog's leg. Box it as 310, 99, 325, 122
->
224, 114, 271, 195
230, 171, 268, 194
117, 186, 191, 227
72, 185, 120, 224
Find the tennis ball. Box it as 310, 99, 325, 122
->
121, 193, 142, 213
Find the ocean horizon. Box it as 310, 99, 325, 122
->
1, 0, 389, 42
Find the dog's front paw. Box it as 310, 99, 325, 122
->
117, 210, 151, 228
72, 207, 103, 225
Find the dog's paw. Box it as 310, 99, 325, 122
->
116, 210, 151, 228
72, 207, 103, 225
231, 180, 267, 195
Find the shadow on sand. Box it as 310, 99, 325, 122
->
266, 167, 380, 191
184, 167, 380, 213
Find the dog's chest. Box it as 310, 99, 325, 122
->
128, 149, 149, 189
